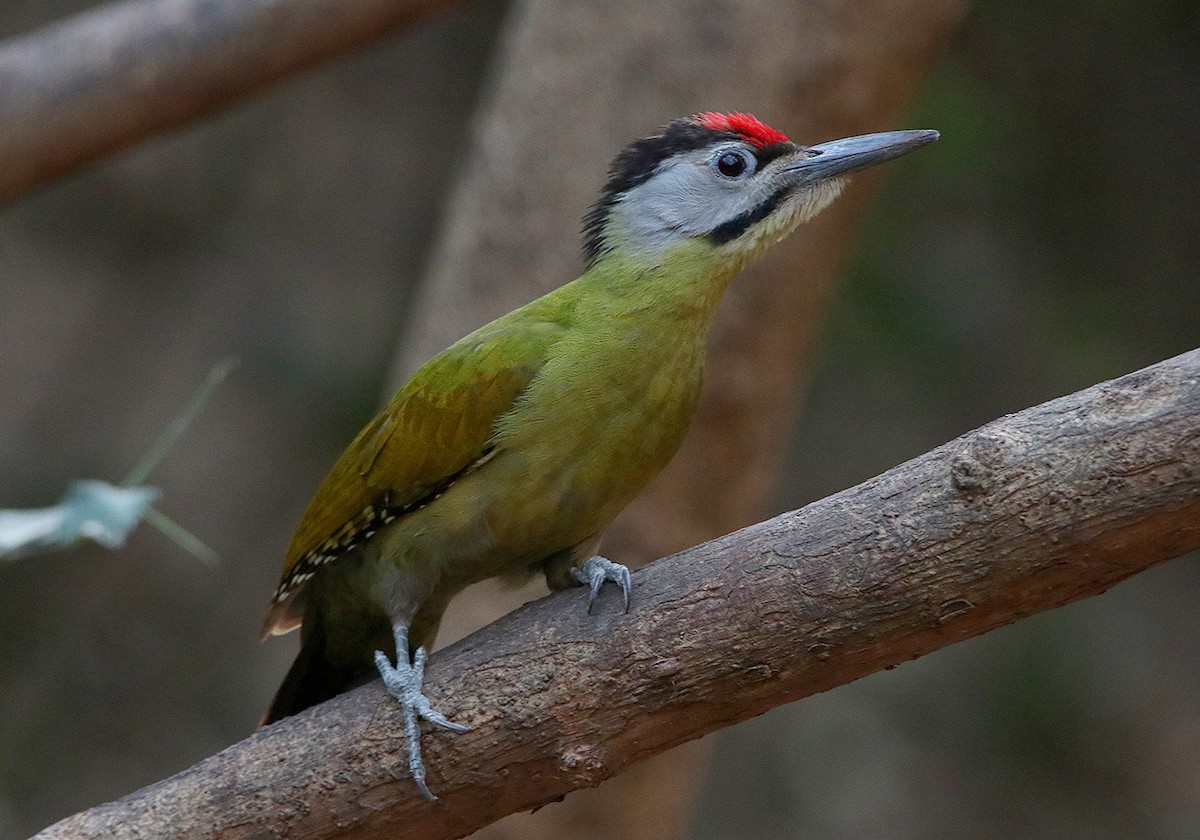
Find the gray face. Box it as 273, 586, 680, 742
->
603, 140, 845, 263
588, 126, 939, 267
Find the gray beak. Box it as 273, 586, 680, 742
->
783, 129, 939, 184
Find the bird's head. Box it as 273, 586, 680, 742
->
583, 113, 938, 271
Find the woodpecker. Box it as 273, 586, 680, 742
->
261, 112, 938, 799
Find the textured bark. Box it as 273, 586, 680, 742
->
38, 350, 1200, 840
389, 1, 969, 835
0, 0, 456, 203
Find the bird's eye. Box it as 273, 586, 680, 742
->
714, 149, 755, 179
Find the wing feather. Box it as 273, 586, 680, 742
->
261, 315, 563, 635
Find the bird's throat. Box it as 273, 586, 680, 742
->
577, 238, 745, 331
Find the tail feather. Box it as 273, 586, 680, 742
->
262, 618, 366, 725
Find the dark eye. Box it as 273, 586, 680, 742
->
714, 149, 755, 179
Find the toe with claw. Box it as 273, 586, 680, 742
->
572, 555, 632, 614
374, 629, 470, 801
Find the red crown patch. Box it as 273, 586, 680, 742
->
692, 112, 790, 148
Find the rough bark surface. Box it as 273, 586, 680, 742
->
389, 1, 969, 833
0, 0, 455, 203
38, 350, 1200, 840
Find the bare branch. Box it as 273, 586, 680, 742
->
36, 349, 1200, 839
0, 0, 457, 203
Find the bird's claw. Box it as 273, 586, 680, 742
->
572, 555, 632, 614
374, 639, 471, 801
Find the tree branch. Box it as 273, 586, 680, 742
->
0, 0, 458, 204
36, 349, 1200, 839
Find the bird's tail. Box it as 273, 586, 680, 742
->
261, 618, 367, 725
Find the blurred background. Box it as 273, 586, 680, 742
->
1, 0, 1197, 838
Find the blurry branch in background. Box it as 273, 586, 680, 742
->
0, 0, 459, 204
121, 356, 236, 487
37, 349, 1200, 840
0, 358, 234, 566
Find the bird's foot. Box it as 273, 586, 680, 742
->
374, 640, 470, 802
572, 555, 632, 614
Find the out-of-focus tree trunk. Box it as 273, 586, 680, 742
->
387, 0, 971, 837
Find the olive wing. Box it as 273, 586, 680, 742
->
261, 318, 560, 635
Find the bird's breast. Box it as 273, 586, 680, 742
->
485, 326, 706, 552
